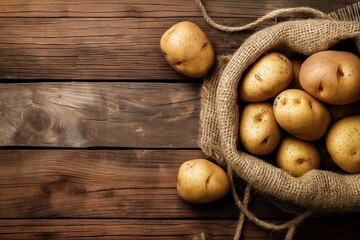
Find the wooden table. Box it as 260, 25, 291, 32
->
0, 1, 359, 239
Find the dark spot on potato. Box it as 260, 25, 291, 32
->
337, 66, 344, 78
309, 101, 313, 109
206, 175, 210, 184
317, 83, 323, 93
296, 158, 305, 164
261, 136, 270, 145
255, 74, 263, 82
175, 60, 184, 65
255, 113, 264, 122
277, 54, 288, 62
201, 41, 210, 50
167, 26, 176, 35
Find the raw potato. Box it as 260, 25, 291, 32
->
239, 52, 293, 102
273, 89, 331, 141
299, 50, 360, 105
160, 21, 215, 78
326, 115, 360, 173
276, 135, 321, 177
239, 102, 281, 155
177, 159, 230, 203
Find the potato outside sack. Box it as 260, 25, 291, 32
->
177, 159, 230, 203
160, 21, 215, 78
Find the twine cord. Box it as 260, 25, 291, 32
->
195, 0, 331, 33
227, 166, 312, 240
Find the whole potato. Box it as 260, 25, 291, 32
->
273, 89, 331, 141
276, 135, 321, 177
177, 159, 230, 203
326, 115, 360, 173
239, 102, 281, 155
299, 50, 360, 105
160, 21, 215, 78
239, 52, 293, 102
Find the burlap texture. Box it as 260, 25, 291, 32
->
199, 19, 360, 213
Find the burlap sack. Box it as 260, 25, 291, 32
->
196, 1, 360, 238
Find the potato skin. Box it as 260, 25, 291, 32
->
276, 135, 321, 177
239, 102, 281, 155
326, 115, 360, 173
299, 50, 360, 105
273, 89, 331, 141
239, 52, 293, 102
177, 159, 230, 203
160, 21, 215, 78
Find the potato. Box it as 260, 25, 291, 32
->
276, 135, 321, 177
329, 100, 360, 122
273, 89, 331, 141
239, 52, 293, 102
177, 159, 230, 203
299, 50, 360, 105
160, 21, 215, 78
326, 115, 360, 173
239, 102, 281, 155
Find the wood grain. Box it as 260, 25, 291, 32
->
0, 0, 355, 17
0, 82, 200, 148
0, 217, 359, 240
0, 0, 355, 80
0, 149, 295, 219
0, 17, 249, 80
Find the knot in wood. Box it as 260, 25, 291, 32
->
22, 105, 52, 132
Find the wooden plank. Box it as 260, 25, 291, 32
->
0, 0, 354, 80
0, 17, 248, 80
0, 217, 359, 240
0, 149, 231, 218
0, 149, 298, 219
1, 220, 236, 240
0, 0, 354, 17
0, 82, 200, 148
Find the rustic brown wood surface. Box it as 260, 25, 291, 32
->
0, 0, 359, 239
0, 83, 200, 147
0, 0, 356, 80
